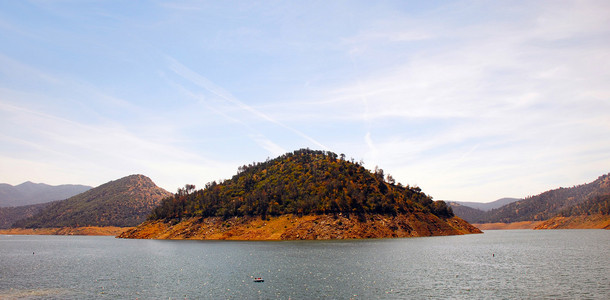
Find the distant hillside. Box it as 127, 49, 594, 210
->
13, 175, 171, 228
0, 182, 91, 207
449, 198, 520, 212
447, 202, 486, 223
481, 174, 610, 223
534, 194, 610, 229
122, 149, 481, 240
448, 198, 521, 223
0, 202, 52, 229
557, 194, 610, 217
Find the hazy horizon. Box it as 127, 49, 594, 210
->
1, 1, 609, 202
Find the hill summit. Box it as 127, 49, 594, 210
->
121, 149, 480, 240
13, 174, 171, 228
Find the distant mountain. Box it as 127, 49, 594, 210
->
481, 174, 610, 223
121, 149, 481, 240
0, 202, 52, 229
449, 198, 520, 212
0, 182, 91, 207
13, 175, 172, 228
448, 197, 521, 223
447, 202, 486, 223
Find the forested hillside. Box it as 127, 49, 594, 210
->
480, 174, 610, 223
13, 175, 171, 228
0, 202, 51, 229
149, 149, 453, 222
448, 198, 520, 212
534, 194, 610, 230
447, 202, 486, 223
558, 194, 610, 217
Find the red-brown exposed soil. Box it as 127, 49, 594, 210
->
118, 213, 482, 240
533, 214, 610, 230
474, 215, 610, 230
473, 221, 543, 230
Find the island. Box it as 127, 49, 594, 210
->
120, 149, 481, 240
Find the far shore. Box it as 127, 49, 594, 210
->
473, 221, 543, 230
474, 215, 610, 230
0, 226, 133, 236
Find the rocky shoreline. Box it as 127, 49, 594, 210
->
118, 213, 482, 240
472, 215, 610, 230
534, 214, 610, 230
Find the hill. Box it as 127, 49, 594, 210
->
13, 175, 171, 228
480, 174, 610, 223
0, 182, 91, 207
534, 194, 610, 229
449, 198, 520, 212
120, 149, 481, 240
0, 202, 52, 229
556, 193, 610, 217
448, 198, 521, 223
447, 202, 486, 223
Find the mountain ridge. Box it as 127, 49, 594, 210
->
447, 198, 521, 223
12, 174, 171, 228
448, 198, 520, 211
449, 174, 610, 227
0, 181, 91, 207
481, 174, 610, 223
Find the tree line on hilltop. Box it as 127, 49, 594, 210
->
149, 149, 454, 222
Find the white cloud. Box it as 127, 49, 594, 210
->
249, 134, 286, 157
0, 97, 234, 188
250, 0, 610, 201
166, 56, 329, 151
1, 0, 608, 202
0, 56, 239, 191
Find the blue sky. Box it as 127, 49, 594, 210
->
1, 0, 609, 202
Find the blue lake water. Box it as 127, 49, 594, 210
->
1, 230, 608, 299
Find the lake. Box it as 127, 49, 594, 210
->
1, 230, 608, 299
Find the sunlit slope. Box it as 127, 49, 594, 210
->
13, 175, 171, 228
481, 174, 610, 223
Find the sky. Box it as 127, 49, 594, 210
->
1, 0, 609, 202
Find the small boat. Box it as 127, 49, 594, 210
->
253, 277, 264, 282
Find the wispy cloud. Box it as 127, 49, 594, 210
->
0, 56, 236, 190
249, 134, 286, 157
0, 94, 234, 185
166, 57, 328, 151
1, 1, 608, 202
243, 1, 610, 200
